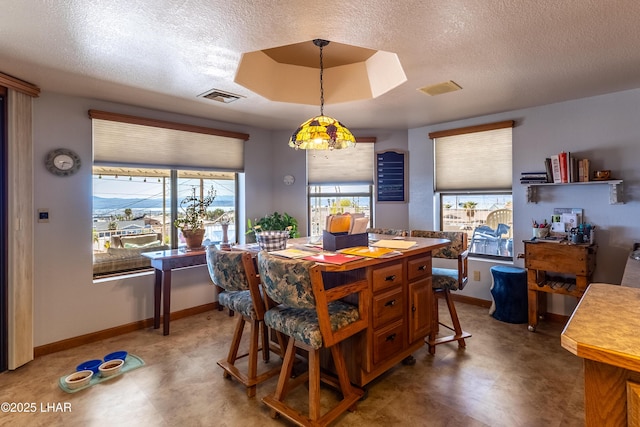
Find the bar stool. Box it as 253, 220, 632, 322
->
206, 247, 282, 397
410, 230, 471, 355
257, 251, 369, 426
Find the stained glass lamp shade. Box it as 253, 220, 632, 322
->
288, 39, 355, 151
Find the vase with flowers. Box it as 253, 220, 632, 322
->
174, 186, 216, 250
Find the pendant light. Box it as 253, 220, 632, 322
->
289, 39, 356, 150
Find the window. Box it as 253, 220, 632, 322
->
308, 184, 373, 236
307, 139, 375, 236
431, 121, 514, 260
90, 110, 248, 277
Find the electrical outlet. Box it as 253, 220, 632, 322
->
473, 271, 481, 281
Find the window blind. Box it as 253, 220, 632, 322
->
433, 122, 513, 191
307, 140, 375, 185
90, 110, 248, 172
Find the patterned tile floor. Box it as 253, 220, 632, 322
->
0, 302, 584, 426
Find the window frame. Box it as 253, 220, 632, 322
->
307, 185, 374, 237
90, 111, 245, 278
431, 121, 514, 261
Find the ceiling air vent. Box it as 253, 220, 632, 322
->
418, 80, 462, 96
198, 89, 244, 103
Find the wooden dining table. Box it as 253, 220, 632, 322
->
235, 235, 450, 387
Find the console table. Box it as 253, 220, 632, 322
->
524, 240, 596, 331
142, 248, 207, 335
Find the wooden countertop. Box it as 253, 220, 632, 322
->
561, 283, 640, 372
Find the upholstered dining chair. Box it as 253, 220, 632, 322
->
366, 227, 409, 236
257, 251, 369, 427
409, 230, 471, 355
206, 246, 282, 397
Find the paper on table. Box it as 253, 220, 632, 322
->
270, 248, 318, 259
340, 246, 402, 258
350, 217, 369, 234
303, 253, 364, 265
371, 239, 417, 249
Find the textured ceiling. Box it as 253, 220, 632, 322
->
1, 0, 640, 131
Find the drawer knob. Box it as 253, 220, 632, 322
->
386, 333, 397, 342
418, 265, 427, 271
385, 275, 396, 282
385, 299, 397, 307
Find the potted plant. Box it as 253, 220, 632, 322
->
246, 212, 299, 243
174, 186, 216, 249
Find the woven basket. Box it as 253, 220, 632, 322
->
255, 230, 289, 251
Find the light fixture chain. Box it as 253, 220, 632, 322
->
319, 43, 324, 116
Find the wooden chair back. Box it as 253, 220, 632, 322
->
410, 230, 469, 290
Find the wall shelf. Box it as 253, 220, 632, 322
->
524, 180, 624, 204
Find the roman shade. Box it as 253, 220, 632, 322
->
90, 110, 249, 172
432, 121, 513, 191
307, 138, 375, 185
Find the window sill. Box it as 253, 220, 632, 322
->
469, 254, 514, 264
93, 269, 154, 284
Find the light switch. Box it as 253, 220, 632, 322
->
38, 209, 49, 223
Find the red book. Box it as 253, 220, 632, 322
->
303, 253, 364, 265
558, 151, 568, 183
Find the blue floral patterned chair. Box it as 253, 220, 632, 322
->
257, 251, 369, 427
410, 230, 471, 355
366, 227, 409, 237
206, 247, 282, 397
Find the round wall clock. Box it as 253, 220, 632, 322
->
45, 148, 81, 177
283, 174, 295, 185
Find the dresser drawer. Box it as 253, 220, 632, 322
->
407, 254, 431, 281
372, 263, 404, 292
372, 287, 404, 329
373, 320, 404, 365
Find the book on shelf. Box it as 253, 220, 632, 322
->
550, 155, 562, 183
544, 158, 553, 182
520, 170, 549, 184
558, 151, 568, 183
520, 172, 548, 179
303, 253, 364, 265
581, 158, 590, 182
520, 179, 549, 184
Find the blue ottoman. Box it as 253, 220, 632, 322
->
489, 266, 528, 324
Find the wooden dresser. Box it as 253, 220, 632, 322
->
335, 250, 435, 386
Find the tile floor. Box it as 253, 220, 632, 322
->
0, 302, 585, 427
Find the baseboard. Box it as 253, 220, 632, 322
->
446, 293, 492, 308
443, 293, 570, 324
34, 302, 218, 358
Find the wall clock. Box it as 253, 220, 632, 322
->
45, 148, 81, 177
283, 174, 295, 185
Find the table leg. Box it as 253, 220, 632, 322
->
163, 270, 172, 335
527, 269, 538, 332
153, 269, 162, 329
